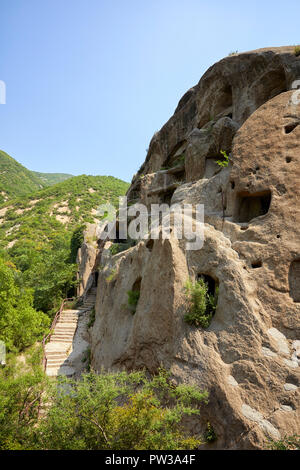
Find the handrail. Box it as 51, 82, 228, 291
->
42, 297, 75, 371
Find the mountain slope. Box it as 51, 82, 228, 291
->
0, 174, 129, 250
32, 171, 74, 186
0, 150, 46, 202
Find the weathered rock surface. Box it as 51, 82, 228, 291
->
89, 47, 300, 449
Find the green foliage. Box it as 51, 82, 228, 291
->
183, 279, 218, 328
0, 168, 129, 315
109, 239, 137, 256
268, 434, 300, 450
0, 347, 47, 450
0, 150, 47, 203
106, 268, 118, 283
228, 50, 238, 56
32, 171, 73, 186
127, 289, 140, 314
204, 422, 217, 443
216, 150, 230, 168
294, 46, 300, 57
31, 369, 208, 450
70, 225, 86, 263
0, 258, 50, 352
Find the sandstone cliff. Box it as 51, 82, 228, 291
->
86, 47, 300, 449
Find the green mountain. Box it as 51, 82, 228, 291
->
32, 171, 73, 186
0, 174, 129, 250
0, 150, 47, 203
0, 153, 129, 314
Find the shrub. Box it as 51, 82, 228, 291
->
106, 268, 117, 283
127, 289, 140, 314
216, 150, 229, 168
32, 369, 208, 450
294, 46, 300, 57
268, 434, 300, 450
184, 279, 218, 328
204, 422, 217, 443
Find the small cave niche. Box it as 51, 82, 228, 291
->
213, 84, 233, 118
93, 271, 99, 287
128, 277, 142, 314
251, 260, 262, 269
235, 190, 271, 223
289, 260, 300, 302
132, 277, 142, 292
286, 156, 292, 163
284, 122, 299, 134
146, 239, 154, 251
162, 187, 176, 205
253, 68, 287, 109
196, 273, 219, 297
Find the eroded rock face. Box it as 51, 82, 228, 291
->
90, 47, 300, 449
77, 223, 102, 297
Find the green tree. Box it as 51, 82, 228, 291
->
33, 369, 208, 450
0, 258, 50, 352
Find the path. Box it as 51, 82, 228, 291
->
44, 288, 96, 377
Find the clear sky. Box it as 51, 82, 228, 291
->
0, 0, 299, 182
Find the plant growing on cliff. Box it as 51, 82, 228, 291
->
183, 279, 218, 329
294, 46, 300, 57
204, 422, 217, 443
267, 434, 300, 450
216, 150, 229, 168
127, 289, 140, 314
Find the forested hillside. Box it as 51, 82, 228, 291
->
0, 154, 129, 352
32, 171, 73, 186
0, 150, 46, 203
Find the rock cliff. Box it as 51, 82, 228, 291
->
87, 47, 300, 449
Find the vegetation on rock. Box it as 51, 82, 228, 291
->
184, 279, 218, 328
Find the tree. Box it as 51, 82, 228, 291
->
0, 258, 50, 352
34, 369, 208, 450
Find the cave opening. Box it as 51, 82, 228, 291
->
289, 260, 300, 302
213, 84, 233, 118
235, 190, 271, 223
285, 122, 299, 134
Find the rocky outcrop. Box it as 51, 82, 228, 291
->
88, 47, 300, 449
76, 223, 102, 298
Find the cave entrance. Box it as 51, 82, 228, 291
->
162, 188, 176, 205
254, 68, 287, 109
289, 260, 300, 302
213, 84, 233, 118
235, 190, 271, 223
93, 271, 99, 287
197, 273, 218, 297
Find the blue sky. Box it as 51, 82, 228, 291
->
0, 0, 299, 182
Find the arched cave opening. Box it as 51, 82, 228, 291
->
235, 190, 271, 223
253, 68, 287, 109
289, 260, 300, 302
213, 84, 233, 118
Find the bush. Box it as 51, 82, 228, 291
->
32, 369, 208, 450
127, 289, 140, 314
204, 422, 217, 443
0, 258, 50, 352
268, 434, 300, 450
216, 150, 229, 168
183, 279, 218, 328
294, 46, 300, 57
